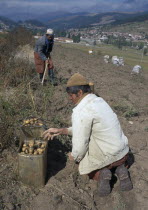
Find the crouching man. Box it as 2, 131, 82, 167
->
43, 73, 133, 196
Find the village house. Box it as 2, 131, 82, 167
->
54, 37, 73, 43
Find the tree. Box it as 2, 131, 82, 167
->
138, 42, 144, 50
93, 40, 96, 46
145, 34, 148, 39
143, 47, 148, 56
54, 30, 66, 37
72, 34, 80, 43
67, 33, 71, 38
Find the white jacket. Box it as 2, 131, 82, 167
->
68, 94, 129, 175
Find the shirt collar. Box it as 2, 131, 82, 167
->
75, 93, 89, 105
73, 93, 97, 112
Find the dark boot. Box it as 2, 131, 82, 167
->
98, 168, 112, 197
39, 73, 44, 81
48, 69, 57, 85
115, 164, 133, 191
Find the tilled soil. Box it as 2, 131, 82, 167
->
0, 43, 148, 210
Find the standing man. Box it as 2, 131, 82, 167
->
43, 73, 133, 197
34, 28, 55, 84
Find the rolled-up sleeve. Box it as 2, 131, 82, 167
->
67, 127, 72, 136
71, 112, 93, 162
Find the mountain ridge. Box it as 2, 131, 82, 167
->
46, 11, 148, 29
0, 11, 148, 31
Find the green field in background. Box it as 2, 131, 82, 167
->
57, 42, 148, 70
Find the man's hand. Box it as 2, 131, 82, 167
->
68, 152, 74, 161
46, 58, 54, 69
43, 128, 61, 140
45, 59, 50, 65
43, 128, 68, 140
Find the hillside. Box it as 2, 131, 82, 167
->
0, 31, 148, 209
23, 20, 45, 27
47, 12, 148, 29
104, 20, 148, 35
38, 11, 88, 24
0, 16, 45, 31
0, 16, 16, 29
1, 11, 148, 32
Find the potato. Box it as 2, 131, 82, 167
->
38, 123, 43, 126
33, 149, 38, 155
25, 120, 30, 124
37, 148, 41, 152
28, 139, 34, 146
37, 142, 42, 148
25, 148, 29, 154
38, 149, 44, 155
36, 148, 43, 154
41, 144, 45, 149
29, 147, 34, 154
22, 147, 26, 152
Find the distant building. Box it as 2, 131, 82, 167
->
100, 35, 108, 41
54, 37, 73, 43
34, 35, 41, 39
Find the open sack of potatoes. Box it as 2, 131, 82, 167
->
21, 117, 47, 139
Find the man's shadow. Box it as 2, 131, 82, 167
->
45, 139, 135, 188
46, 138, 71, 182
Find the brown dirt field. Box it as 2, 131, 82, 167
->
0, 43, 148, 210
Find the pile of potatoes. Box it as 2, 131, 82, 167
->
23, 118, 43, 126
21, 140, 46, 155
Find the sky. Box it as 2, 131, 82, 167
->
0, 0, 147, 20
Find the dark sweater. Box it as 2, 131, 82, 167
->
34, 35, 54, 60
